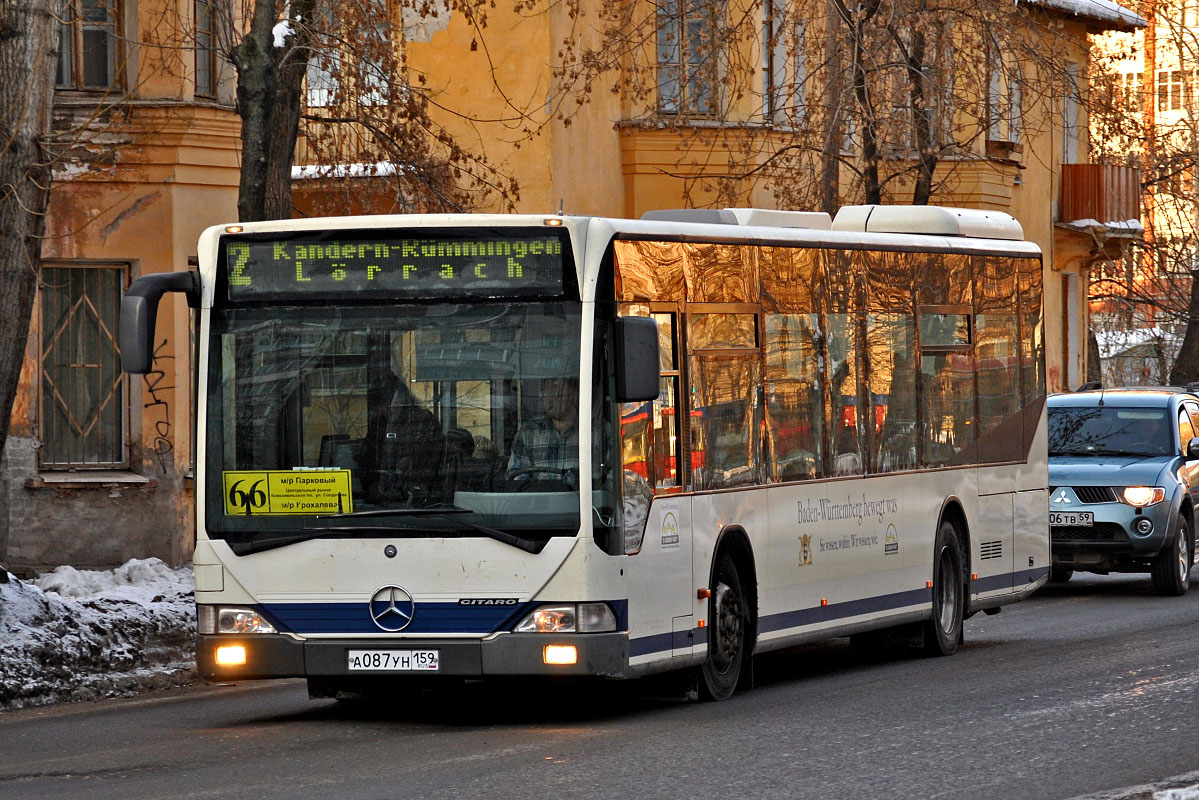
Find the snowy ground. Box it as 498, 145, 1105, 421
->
0, 558, 196, 711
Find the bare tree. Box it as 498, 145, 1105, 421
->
199, 0, 518, 221
1089, 0, 1199, 383
0, 0, 66, 464
542, 0, 1085, 214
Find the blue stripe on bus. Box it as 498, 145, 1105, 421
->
259, 599, 630, 636
261, 602, 529, 634
628, 568, 1050, 659
972, 566, 1049, 593
757, 587, 932, 634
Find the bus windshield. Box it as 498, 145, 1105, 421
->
205, 301, 613, 552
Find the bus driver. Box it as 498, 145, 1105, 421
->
508, 377, 580, 478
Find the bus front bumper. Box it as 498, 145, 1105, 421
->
196, 633, 630, 681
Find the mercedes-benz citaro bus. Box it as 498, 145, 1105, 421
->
119, 205, 1049, 701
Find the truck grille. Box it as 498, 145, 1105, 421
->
1052, 522, 1127, 541
1049, 486, 1118, 504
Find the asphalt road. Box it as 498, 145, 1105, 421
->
4, 573, 1199, 800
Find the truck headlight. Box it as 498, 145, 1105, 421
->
514, 603, 617, 633
198, 605, 277, 635
1121, 487, 1165, 507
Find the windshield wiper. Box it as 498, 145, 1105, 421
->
229, 509, 544, 556
1051, 448, 1159, 458
227, 528, 378, 556
316, 506, 470, 519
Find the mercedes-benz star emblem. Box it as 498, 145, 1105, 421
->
1053, 489, 1072, 505
369, 585, 415, 632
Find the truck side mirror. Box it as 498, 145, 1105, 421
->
119, 271, 200, 374
1188, 438, 1199, 462
614, 316, 660, 403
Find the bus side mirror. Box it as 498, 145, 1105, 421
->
119, 271, 200, 374
614, 316, 660, 403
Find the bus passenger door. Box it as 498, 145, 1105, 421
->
622, 309, 695, 662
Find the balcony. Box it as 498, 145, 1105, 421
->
1060, 164, 1142, 227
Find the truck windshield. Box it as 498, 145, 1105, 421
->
1048, 406, 1173, 457
204, 302, 616, 551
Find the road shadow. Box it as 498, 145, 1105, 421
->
257, 672, 699, 727
1032, 573, 1177, 599
226, 624, 1022, 728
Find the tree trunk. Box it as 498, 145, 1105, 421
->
230, 0, 315, 222
1169, 271, 1199, 385
830, 0, 882, 204
0, 0, 66, 462
821, 0, 843, 216
906, 28, 937, 206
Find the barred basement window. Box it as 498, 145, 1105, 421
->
39, 264, 129, 469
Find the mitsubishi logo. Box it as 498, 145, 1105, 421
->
369, 585, 415, 632
1053, 489, 1072, 505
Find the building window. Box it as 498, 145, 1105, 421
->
1158, 70, 1184, 111
762, 0, 784, 122
657, 0, 720, 115
305, 0, 392, 108
195, 0, 217, 97
1063, 63, 1079, 163
987, 37, 1022, 147
56, 0, 119, 90
1119, 71, 1143, 108
762, 1, 807, 126
39, 264, 128, 469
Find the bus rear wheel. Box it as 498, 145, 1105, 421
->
923, 521, 964, 657
700, 554, 748, 701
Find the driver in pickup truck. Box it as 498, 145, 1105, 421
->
508, 377, 580, 478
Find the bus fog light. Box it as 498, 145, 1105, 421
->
577, 603, 616, 632
515, 605, 576, 633
217, 607, 277, 634
215, 645, 247, 666
544, 645, 577, 665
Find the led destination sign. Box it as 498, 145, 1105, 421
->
223, 229, 568, 300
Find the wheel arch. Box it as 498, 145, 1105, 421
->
1179, 496, 1195, 554
937, 496, 971, 586
710, 525, 759, 651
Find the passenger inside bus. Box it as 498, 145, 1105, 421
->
368, 374, 447, 503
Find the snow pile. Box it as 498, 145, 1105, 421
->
0, 558, 196, 710
1158, 787, 1199, 800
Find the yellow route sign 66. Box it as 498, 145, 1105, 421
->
222, 470, 353, 516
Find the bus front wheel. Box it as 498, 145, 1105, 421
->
923, 521, 964, 657
700, 554, 748, 701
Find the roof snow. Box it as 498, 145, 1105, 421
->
1026, 0, 1146, 30
1063, 218, 1145, 236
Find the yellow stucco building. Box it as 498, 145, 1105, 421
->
0, 0, 1145, 572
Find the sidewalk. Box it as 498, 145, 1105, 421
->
0, 558, 196, 710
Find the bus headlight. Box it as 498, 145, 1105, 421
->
198, 605, 277, 635
514, 603, 616, 633
1121, 487, 1165, 507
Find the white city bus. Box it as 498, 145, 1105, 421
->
120, 205, 1048, 700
